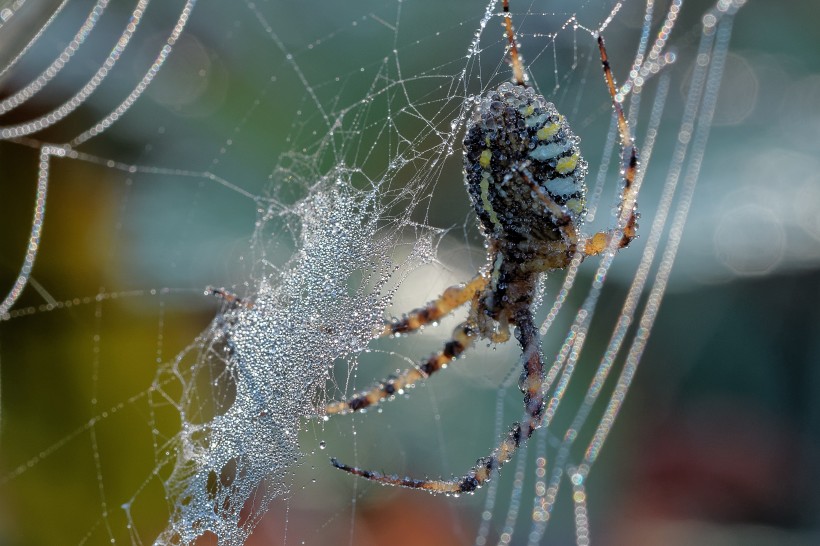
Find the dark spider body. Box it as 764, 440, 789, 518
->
463, 82, 587, 335
463, 82, 587, 245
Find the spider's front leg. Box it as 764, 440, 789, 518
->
324, 320, 478, 416
583, 35, 641, 258
579, 138, 639, 257
378, 274, 487, 337
207, 286, 253, 308
322, 275, 486, 417
331, 308, 545, 493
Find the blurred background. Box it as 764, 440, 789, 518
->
1, 0, 819, 544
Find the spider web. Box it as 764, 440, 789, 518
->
1, 0, 796, 544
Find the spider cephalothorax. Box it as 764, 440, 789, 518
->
326, 0, 641, 495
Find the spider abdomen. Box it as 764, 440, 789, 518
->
463, 82, 588, 245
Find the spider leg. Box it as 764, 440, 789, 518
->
331, 309, 544, 494
580, 208, 638, 257
502, 0, 526, 86
379, 274, 487, 337
207, 286, 253, 308
324, 321, 477, 416
583, 35, 640, 255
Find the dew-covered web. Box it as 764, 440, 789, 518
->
0, 0, 758, 544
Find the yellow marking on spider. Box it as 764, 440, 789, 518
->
556, 153, 579, 174
566, 197, 584, 214
522, 104, 535, 116
479, 174, 501, 229
537, 123, 559, 140
479, 149, 492, 169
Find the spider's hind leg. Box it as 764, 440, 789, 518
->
330, 421, 528, 494
331, 309, 545, 494
324, 321, 477, 416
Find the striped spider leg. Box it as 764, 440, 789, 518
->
324, 274, 487, 417
327, 0, 639, 494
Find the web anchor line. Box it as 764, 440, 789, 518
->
0, 0, 198, 315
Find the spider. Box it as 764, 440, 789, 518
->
326, 0, 639, 494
